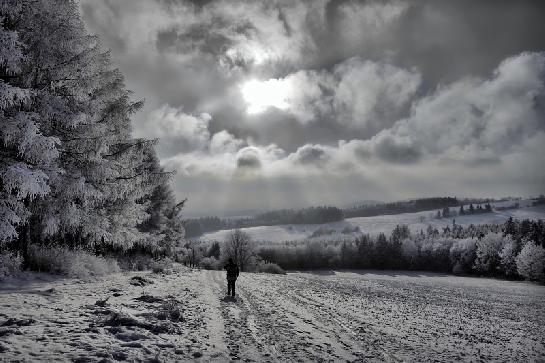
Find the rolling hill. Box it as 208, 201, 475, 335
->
196, 199, 545, 243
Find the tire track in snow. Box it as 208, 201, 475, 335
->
212, 270, 350, 362
196, 270, 229, 361
240, 273, 364, 362
293, 275, 454, 362
262, 274, 389, 362
282, 279, 402, 362
279, 272, 545, 362
211, 270, 263, 362
239, 275, 320, 362
3, 268, 543, 362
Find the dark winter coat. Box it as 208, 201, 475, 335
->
224, 262, 239, 281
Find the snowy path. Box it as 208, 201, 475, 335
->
1, 267, 545, 362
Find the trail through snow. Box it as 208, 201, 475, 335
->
1, 267, 544, 362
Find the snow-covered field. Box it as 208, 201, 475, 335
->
198, 202, 545, 243
1, 267, 544, 361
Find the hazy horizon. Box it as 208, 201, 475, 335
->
182, 194, 539, 219
81, 0, 545, 215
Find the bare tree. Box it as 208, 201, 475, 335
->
225, 229, 254, 272
182, 240, 202, 268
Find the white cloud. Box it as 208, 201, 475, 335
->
80, 0, 545, 213
218, 0, 327, 67
139, 105, 211, 156
151, 53, 545, 196
210, 130, 245, 154
161, 53, 545, 192
382, 52, 545, 161
81, 0, 328, 68
239, 57, 421, 134
331, 58, 421, 132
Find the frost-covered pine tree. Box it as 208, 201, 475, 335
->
1, 0, 179, 260
24, 1, 148, 248
137, 149, 184, 257
0, 1, 60, 252
162, 200, 187, 258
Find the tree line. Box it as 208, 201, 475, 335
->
185, 197, 501, 238
184, 206, 344, 237
343, 197, 495, 218
436, 203, 493, 219
257, 218, 545, 281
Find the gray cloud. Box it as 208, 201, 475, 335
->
290, 144, 331, 166
236, 147, 262, 169
136, 105, 211, 157
371, 133, 421, 164
80, 0, 545, 214
345, 52, 545, 167
210, 130, 245, 154
389, 52, 545, 160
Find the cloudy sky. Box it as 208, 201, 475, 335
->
80, 0, 545, 216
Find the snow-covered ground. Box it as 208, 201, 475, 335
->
198, 202, 545, 243
1, 267, 544, 361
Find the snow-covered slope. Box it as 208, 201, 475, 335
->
1, 267, 544, 361
198, 201, 545, 243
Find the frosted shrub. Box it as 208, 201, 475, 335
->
516, 241, 545, 282
0, 251, 23, 278
118, 254, 155, 271
474, 232, 504, 274
28, 245, 120, 279
257, 262, 286, 275
200, 257, 220, 270
151, 258, 174, 273
499, 236, 518, 277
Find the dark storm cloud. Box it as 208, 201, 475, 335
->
80, 0, 545, 214
393, 0, 545, 83
314, 0, 545, 84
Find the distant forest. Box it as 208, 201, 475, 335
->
343, 197, 491, 218
185, 206, 344, 238
194, 217, 545, 282
257, 217, 545, 281
185, 197, 496, 238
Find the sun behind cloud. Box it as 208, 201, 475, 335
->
240, 78, 293, 114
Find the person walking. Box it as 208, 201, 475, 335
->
224, 258, 239, 297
